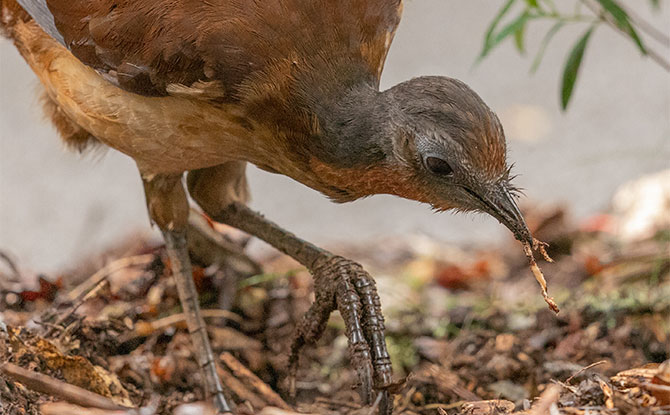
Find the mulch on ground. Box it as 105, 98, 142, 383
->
1, 205, 668, 414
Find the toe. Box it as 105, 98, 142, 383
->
353, 273, 393, 389
288, 299, 334, 396
335, 274, 375, 403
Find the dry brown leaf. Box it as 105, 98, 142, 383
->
649, 360, 670, 406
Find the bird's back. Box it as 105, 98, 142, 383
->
1, 0, 403, 176
33, 0, 402, 98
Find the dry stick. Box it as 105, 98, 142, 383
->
41, 398, 160, 415
565, 360, 607, 384
43, 279, 107, 337
550, 379, 578, 394
67, 254, 155, 302
217, 364, 266, 409
43, 254, 155, 336
0, 363, 129, 411
121, 309, 244, 343
220, 352, 291, 410
523, 239, 559, 314
140, 309, 243, 332
41, 402, 128, 415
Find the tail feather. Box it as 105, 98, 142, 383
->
2, 0, 100, 152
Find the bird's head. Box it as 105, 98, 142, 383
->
378, 76, 532, 245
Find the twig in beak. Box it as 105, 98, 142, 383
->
532, 238, 554, 263
523, 240, 559, 314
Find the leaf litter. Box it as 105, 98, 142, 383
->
0, 204, 668, 415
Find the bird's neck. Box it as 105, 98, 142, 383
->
245, 59, 402, 202
300, 68, 394, 170
286, 65, 411, 202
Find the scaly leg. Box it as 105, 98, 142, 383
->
214, 202, 393, 413
142, 174, 231, 413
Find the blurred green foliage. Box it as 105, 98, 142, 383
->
479, 0, 668, 109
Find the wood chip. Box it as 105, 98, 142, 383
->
528, 384, 561, 415
597, 378, 615, 409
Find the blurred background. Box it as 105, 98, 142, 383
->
1, 0, 669, 272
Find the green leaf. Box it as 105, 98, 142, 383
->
514, 21, 526, 53
493, 12, 532, 49
480, 0, 517, 60
530, 21, 565, 72
594, 0, 647, 54
480, 11, 533, 59
524, 0, 539, 7
561, 26, 595, 110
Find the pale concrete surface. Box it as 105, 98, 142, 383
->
1, 2, 669, 272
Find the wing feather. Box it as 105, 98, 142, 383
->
16, 0, 64, 44
29, 0, 402, 98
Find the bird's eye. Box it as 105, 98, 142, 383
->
425, 156, 453, 176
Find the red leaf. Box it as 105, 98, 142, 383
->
19, 276, 62, 302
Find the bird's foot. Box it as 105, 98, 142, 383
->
289, 255, 393, 414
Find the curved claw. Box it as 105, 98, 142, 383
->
288, 297, 334, 396
289, 255, 394, 414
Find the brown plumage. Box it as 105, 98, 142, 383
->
2, 0, 407, 195
1, 1, 543, 412
1, 0, 510, 209
46, 0, 401, 95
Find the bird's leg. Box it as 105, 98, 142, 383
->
142, 174, 231, 413
213, 202, 393, 412
187, 163, 392, 411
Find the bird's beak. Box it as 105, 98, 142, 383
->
468, 184, 533, 246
